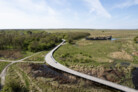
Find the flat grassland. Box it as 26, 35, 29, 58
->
54, 30, 138, 66
1, 30, 138, 92
54, 30, 138, 88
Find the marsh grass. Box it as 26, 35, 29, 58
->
0, 62, 10, 73
24, 51, 49, 62
53, 30, 138, 89
1, 30, 138, 92
3, 63, 117, 92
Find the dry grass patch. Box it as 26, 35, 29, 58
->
109, 50, 133, 61
94, 57, 114, 63
75, 39, 93, 46
0, 50, 23, 60
132, 51, 138, 56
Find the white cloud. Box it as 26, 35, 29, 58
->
0, 0, 137, 29
0, 0, 64, 28
84, 0, 111, 18
115, 0, 138, 8
49, 0, 67, 5
6, 0, 56, 15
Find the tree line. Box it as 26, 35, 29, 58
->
0, 30, 90, 52
65, 32, 90, 43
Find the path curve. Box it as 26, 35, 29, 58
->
0, 52, 41, 86
45, 39, 138, 92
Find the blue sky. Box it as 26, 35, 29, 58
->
0, 0, 138, 29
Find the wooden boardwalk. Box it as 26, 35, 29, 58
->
45, 40, 138, 92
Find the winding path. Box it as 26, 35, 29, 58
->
45, 39, 138, 92
0, 52, 41, 86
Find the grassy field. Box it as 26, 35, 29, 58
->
54, 30, 138, 66
24, 51, 49, 62
0, 30, 138, 92
53, 30, 138, 89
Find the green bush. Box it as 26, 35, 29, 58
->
1, 81, 29, 92
66, 32, 90, 43
134, 36, 138, 43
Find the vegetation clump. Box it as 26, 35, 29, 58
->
0, 30, 90, 52
134, 36, 138, 43
0, 62, 10, 73
65, 32, 90, 43
0, 31, 63, 52
1, 80, 29, 92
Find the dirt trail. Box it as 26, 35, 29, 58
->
0, 52, 41, 86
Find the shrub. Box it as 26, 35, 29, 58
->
1, 81, 29, 92
134, 36, 138, 43
66, 32, 90, 43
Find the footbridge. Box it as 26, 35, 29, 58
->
45, 39, 138, 92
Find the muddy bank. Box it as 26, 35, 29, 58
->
132, 68, 138, 89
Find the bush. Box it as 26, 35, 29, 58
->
134, 36, 138, 43
66, 32, 90, 43
28, 41, 40, 52
1, 81, 29, 92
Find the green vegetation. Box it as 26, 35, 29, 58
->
134, 36, 138, 43
53, 40, 136, 87
54, 30, 138, 66
0, 31, 63, 52
2, 64, 29, 92
54, 44, 109, 67
3, 63, 115, 92
1, 80, 29, 92
0, 30, 89, 60
0, 62, 10, 73
65, 32, 90, 43
54, 40, 136, 67
24, 51, 49, 62
0, 30, 138, 91
53, 30, 138, 89
0, 30, 89, 52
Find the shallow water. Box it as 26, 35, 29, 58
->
111, 38, 117, 41
132, 68, 138, 89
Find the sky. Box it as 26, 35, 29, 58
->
0, 0, 138, 29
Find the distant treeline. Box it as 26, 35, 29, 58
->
0, 30, 90, 52
67, 32, 90, 43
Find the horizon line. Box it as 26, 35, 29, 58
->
0, 28, 138, 30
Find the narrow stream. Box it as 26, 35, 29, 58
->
132, 68, 138, 89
